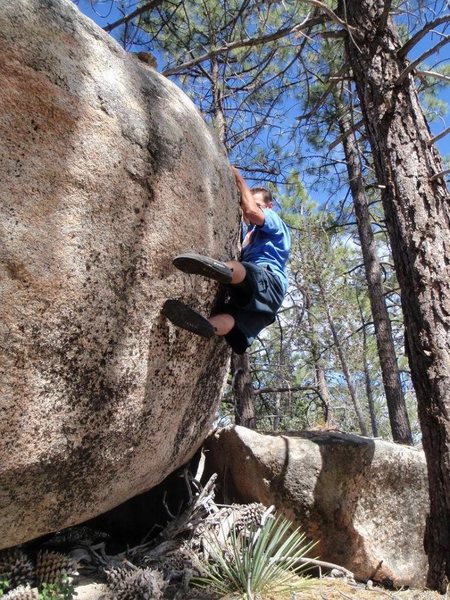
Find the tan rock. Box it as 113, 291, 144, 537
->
203, 426, 429, 587
0, 0, 237, 548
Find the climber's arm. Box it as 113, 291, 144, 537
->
231, 167, 265, 226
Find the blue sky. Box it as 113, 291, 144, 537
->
75, 0, 449, 160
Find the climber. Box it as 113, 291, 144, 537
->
162, 166, 291, 354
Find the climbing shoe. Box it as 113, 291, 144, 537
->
173, 252, 233, 284
162, 299, 215, 338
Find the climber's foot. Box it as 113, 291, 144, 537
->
162, 299, 215, 338
173, 252, 233, 284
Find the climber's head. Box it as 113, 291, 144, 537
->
251, 187, 273, 209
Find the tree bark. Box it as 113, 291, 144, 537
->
318, 281, 368, 435
303, 285, 333, 425
342, 0, 450, 590
231, 352, 256, 428
337, 100, 412, 444
358, 297, 379, 438
211, 55, 226, 144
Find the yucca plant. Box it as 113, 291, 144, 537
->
0, 578, 9, 597
193, 514, 316, 599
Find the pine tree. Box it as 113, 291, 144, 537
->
341, 0, 450, 589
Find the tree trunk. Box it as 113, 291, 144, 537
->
337, 101, 412, 444
318, 282, 368, 435
358, 298, 379, 437
342, 0, 450, 589
273, 392, 282, 430
231, 352, 256, 428
211, 55, 226, 144
314, 359, 332, 423
303, 285, 333, 424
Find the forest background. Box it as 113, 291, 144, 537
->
71, 0, 450, 590
76, 0, 449, 444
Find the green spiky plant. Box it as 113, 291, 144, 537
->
193, 514, 316, 599
0, 578, 9, 597
39, 573, 76, 600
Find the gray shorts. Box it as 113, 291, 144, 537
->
219, 262, 285, 354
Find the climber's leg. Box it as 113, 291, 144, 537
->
173, 253, 246, 285
208, 313, 235, 336
162, 300, 215, 338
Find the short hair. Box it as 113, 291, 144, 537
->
250, 187, 273, 206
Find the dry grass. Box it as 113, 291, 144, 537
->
74, 575, 449, 599
288, 577, 448, 600
184, 577, 449, 600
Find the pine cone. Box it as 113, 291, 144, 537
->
0, 548, 34, 588
159, 550, 187, 579
35, 550, 74, 585
104, 565, 130, 591
233, 502, 267, 534
2, 584, 38, 599
113, 568, 166, 600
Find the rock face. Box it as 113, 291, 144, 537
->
0, 0, 238, 548
203, 426, 429, 587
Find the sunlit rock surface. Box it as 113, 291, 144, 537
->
203, 426, 428, 587
0, 0, 237, 548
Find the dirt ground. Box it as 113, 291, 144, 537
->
288, 577, 448, 600
183, 577, 449, 600
74, 574, 449, 600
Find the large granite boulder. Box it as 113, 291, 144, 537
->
203, 426, 429, 587
0, 0, 238, 548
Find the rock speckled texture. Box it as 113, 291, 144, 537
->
203, 426, 429, 587
0, 0, 238, 548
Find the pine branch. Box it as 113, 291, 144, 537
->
161, 15, 325, 76
296, 64, 350, 121
397, 14, 450, 58
318, 29, 348, 39
299, 0, 358, 33
430, 168, 450, 181
328, 118, 365, 151
103, 0, 165, 32
396, 34, 450, 87
416, 69, 450, 84
430, 126, 450, 145
253, 385, 320, 396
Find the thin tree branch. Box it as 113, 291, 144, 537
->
365, 183, 386, 190
297, 64, 350, 121
103, 0, 165, 32
161, 15, 325, 76
299, 0, 358, 33
397, 14, 450, 58
416, 69, 450, 84
318, 29, 348, 39
396, 34, 450, 86
430, 168, 450, 181
430, 126, 450, 145
254, 385, 320, 396
337, 0, 363, 51
294, 556, 354, 579
328, 118, 365, 151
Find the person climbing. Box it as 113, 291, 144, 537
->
162, 166, 291, 354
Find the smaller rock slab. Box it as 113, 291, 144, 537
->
203, 426, 429, 587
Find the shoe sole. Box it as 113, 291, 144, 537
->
162, 299, 215, 338
173, 253, 232, 284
